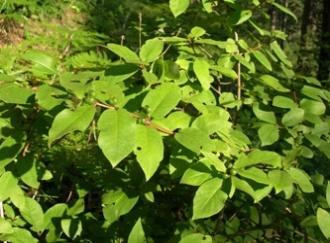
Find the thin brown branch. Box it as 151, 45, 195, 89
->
234, 32, 241, 101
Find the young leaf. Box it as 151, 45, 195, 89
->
253, 103, 277, 124
190, 26, 206, 38
271, 2, 297, 21
270, 41, 292, 67
192, 178, 227, 220
193, 59, 213, 90
48, 105, 96, 145
288, 168, 314, 193
300, 98, 326, 115
317, 208, 330, 239
281, 108, 304, 127
169, 0, 190, 17
272, 96, 297, 109
98, 109, 136, 167
252, 50, 272, 71
0, 172, 18, 201
179, 233, 212, 243
142, 83, 181, 119
20, 198, 45, 231
259, 75, 289, 92
107, 43, 140, 63
135, 125, 164, 181
268, 170, 293, 198
128, 218, 145, 243
234, 150, 282, 169
61, 219, 82, 240
258, 124, 279, 146
140, 39, 164, 63
0, 83, 33, 104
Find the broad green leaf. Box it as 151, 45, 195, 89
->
23, 50, 57, 75
175, 128, 212, 154
193, 178, 227, 220
16, 156, 39, 189
92, 81, 125, 106
259, 75, 289, 92
98, 109, 136, 167
140, 39, 164, 63
0, 135, 25, 169
301, 85, 328, 101
0, 83, 33, 104
190, 26, 206, 38
270, 41, 292, 67
234, 150, 282, 169
102, 190, 139, 224
0, 218, 13, 234
61, 219, 82, 239
142, 69, 158, 84
258, 124, 279, 146
135, 125, 164, 181
268, 170, 293, 198
281, 108, 304, 127
288, 168, 314, 193
107, 43, 140, 63
232, 176, 255, 198
0, 228, 38, 243
230, 10, 252, 25
142, 83, 181, 119
193, 59, 213, 90
253, 185, 273, 203
181, 162, 213, 186
327, 182, 330, 207
271, 2, 297, 21
43, 204, 67, 229
36, 84, 65, 110
179, 233, 212, 243
300, 98, 326, 115
169, 0, 190, 17
20, 197, 45, 231
156, 111, 191, 131
48, 105, 96, 145
272, 96, 297, 109
0, 171, 17, 201
317, 208, 330, 239
253, 103, 276, 124
238, 167, 269, 185
202, 0, 213, 13
211, 65, 237, 79
68, 198, 85, 216
128, 218, 145, 243
252, 51, 272, 71
105, 64, 138, 83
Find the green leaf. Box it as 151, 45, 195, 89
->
272, 96, 297, 109
107, 43, 140, 63
61, 218, 82, 240
268, 170, 293, 198
234, 150, 282, 169
0, 171, 17, 201
193, 178, 227, 220
202, 0, 213, 13
169, 0, 190, 17
300, 98, 326, 115
253, 103, 276, 124
48, 105, 96, 145
259, 75, 289, 92
288, 168, 314, 193
270, 41, 292, 67
238, 167, 269, 184
128, 218, 145, 243
327, 182, 330, 207
0, 228, 38, 243
258, 124, 279, 146
98, 109, 136, 167
0, 218, 13, 234
175, 128, 212, 154
105, 64, 138, 83
179, 233, 212, 243
102, 190, 139, 224
0, 135, 25, 169
281, 108, 304, 127
271, 2, 297, 21
20, 197, 45, 231
23, 50, 57, 75
68, 198, 85, 216
230, 10, 253, 25
142, 83, 181, 119
140, 39, 164, 63
43, 204, 67, 229
181, 163, 213, 186
135, 125, 164, 181
190, 26, 206, 38
193, 59, 213, 90
317, 208, 330, 239
252, 51, 272, 71
0, 83, 33, 104
16, 156, 39, 189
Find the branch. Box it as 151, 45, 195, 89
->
234, 32, 242, 101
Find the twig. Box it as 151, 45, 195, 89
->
234, 32, 241, 101
138, 12, 142, 49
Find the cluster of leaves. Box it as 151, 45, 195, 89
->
0, 0, 329, 242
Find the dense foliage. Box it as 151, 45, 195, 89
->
0, 0, 329, 242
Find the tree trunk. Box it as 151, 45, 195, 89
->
317, 0, 330, 82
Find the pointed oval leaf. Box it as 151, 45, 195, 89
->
258, 124, 279, 146
48, 105, 96, 145
61, 218, 82, 240
260, 75, 289, 92
98, 109, 136, 167
327, 182, 330, 207
0, 172, 18, 201
107, 43, 140, 63
0, 83, 33, 104
288, 168, 314, 193
20, 197, 45, 231
140, 39, 164, 63
170, 0, 190, 17
273, 96, 297, 109
179, 233, 212, 243
128, 218, 145, 243
142, 83, 181, 119
193, 59, 213, 90
193, 178, 227, 220
300, 98, 326, 115
135, 125, 164, 181
317, 208, 330, 239
281, 108, 304, 127
252, 50, 272, 71
253, 103, 276, 124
